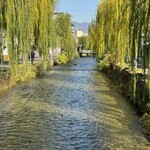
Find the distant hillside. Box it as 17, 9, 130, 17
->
72, 22, 89, 34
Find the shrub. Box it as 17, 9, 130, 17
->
58, 53, 68, 64
74, 52, 80, 59
35, 62, 45, 76
14, 64, 36, 82
98, 61, 109, 71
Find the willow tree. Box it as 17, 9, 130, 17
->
1, 0, 57, 76
91, 0, 149, 67
89, 0, 150, 102
90, 0, 131, 66
129, 0, 149, 69
0, 0, 7, 64
128, 0, 150, 100
78, 35, 89, 50
88, 20, 95, 49
88, 20, 99, 57
55, 13, 76, 60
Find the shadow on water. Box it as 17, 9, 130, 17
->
0, 58, 149, 149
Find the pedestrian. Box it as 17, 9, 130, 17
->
31, 50, 35, 64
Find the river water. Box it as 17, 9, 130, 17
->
0, 58, 149, 150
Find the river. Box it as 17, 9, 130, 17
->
0, 58, 149, 150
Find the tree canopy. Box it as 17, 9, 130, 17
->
0, 0, 76, 76
89, 0, 150, 100
55, 13, 76, 60
89, 0, 149, 69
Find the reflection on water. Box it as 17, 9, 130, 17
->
0, 58, 149, 149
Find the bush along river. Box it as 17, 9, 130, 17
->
0, 58, 149, 149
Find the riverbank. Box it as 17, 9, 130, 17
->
98, 62, 150, 141
0, 62, 45, 95
0, 52, 77, 95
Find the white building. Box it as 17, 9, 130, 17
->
76, 29, 84, 38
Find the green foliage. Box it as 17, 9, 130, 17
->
35, 62, 45, 76
74, 52, 80, 59
78, 36, 89, 50
140, 113, 150, 135
91, 1, 150, 133
58, 53, 69, 64
89, 0, 150, 110
12, 64, 36, 82
98, 61, 109, 70
55, 13, 76, 60
0, 0, 7, 29
0, 1, 77, 78
1, 0, 57, 77
88, 20, 96, 52
89, 0, 149, 69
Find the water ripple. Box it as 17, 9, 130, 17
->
0, 58, 149, 150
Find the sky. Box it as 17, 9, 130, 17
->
56, 0, 100, 23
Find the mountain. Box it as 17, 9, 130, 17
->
72, 21, 89, 34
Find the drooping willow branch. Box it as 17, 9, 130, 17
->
89, 0, 150, 100
1, 0, 57, 75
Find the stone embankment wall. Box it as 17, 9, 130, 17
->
0, 68, 10, 92
101, 63, 149, 114
0, 68, 10, 84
